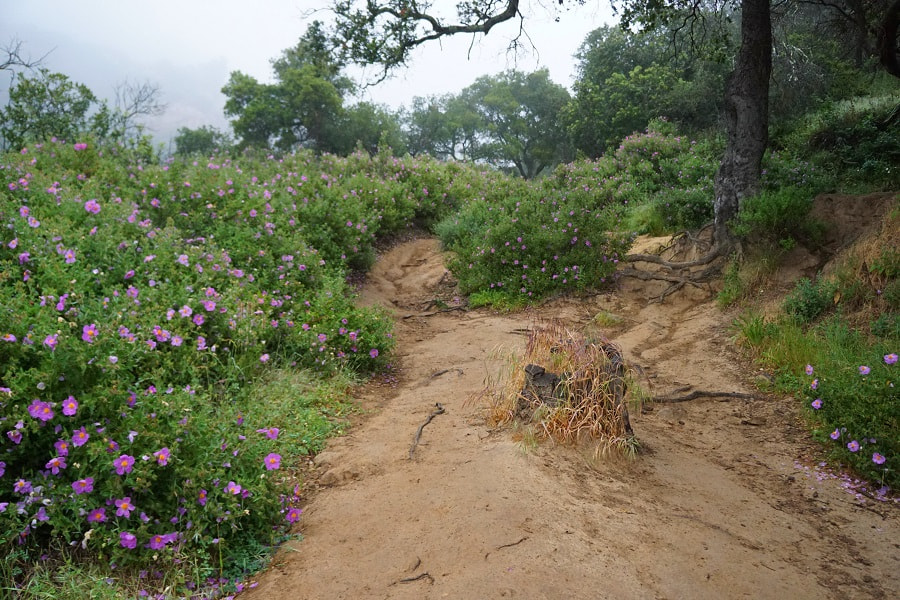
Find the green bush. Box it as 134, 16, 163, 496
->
783, 277, 837, 324
732, 187, 826, 249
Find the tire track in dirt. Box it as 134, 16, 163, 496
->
243, 237, 898, 600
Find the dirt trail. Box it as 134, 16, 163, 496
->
244, 237, 899, 600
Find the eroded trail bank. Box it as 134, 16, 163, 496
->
244, 238, 898, 600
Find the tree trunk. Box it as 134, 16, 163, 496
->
713, 0, 772, 247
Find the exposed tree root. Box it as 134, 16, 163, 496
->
409, 403, 446, 459
654, 390, 757, 403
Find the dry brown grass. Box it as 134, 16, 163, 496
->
476, 320, 640, 458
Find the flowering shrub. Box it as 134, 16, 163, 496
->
803, 353, 897, 491
0, 139, 495, 589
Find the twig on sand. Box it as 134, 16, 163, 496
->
409, 403, 446, 459
430, 368, 464, 379
485, 536, 529, 560
654, 389, 756, 403
398, 572, 434, 584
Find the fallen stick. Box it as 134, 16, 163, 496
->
409, 403, 445, 459
654, 390, 756, 403
399, 572, 434, 584
430, 368, 463, 379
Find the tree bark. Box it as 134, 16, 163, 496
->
713, 0, 773, 247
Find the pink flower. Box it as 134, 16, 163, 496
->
43, 334, 58, 351
72, 427, 90, 447
113, 454, 135, 475
847, 440, 860, 452
285, 507, 302, 523
146, 533, 170, 550
829, 429, 840, 440
885, 353, 898, 365
256, 427, 279, 439
202, 300, 216, 312
82, 324, 99, 343
72, 478, 94, 494
73, 142, 88, 151
873, 452, 886, 465
805, 364, 813, 375
28, 399, 54, 422
858, 365, 870, 375
260, 353, 270, 363
264, 453, 281, 471
810, 378, 818, 390
369, 348, 379, 359
225, 481, 242, 495
115, 496, 136, 518
55, 439, 70, 455
176, 254, 189, 266
811, 398, 822, 410
87, 508, 107, 522
192, 314, 205, 326
62, 396, 78, 416
45, 456, 66, 474
179, 305, 193, 318
84, 199, 101, 214
153, 447, 171, 466
120, 531, 137, 549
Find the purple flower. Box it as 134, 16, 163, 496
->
0, 461, 5, 478
285, 508, 302, 523
120, 531, 137, 549
847, 440, 860, 452
192, 314, 205, 326
829, 428, 840, 440
317, 333, 327, 343
13, 479, 32, 494
62, 396, 78, 416
45, 456, 67, 474
872, 452, 886, 465
87, 508, 107, 523
256, 427, 279, 440
264, 453, 281, 471
113, 454, 135, 475
225, 481, 242, 495
64, 249, 76, 263
72, 478, 94, 494
146, 533, 170, 550
260, 353, 270, 363
176, 254, 189, 266
28, 399, 54, 422
179, 305, 192, 318
811, 398, 822, 410
115, 497, 136, 518
43, 334, 59, 351
810, 378, 818, 390
858, 365, 870, 375
84, 199, 101, 214
2, 333, 16, 342
196, 336, 207, 350
74, 142, 88, 151
805, 364, 813, 376
202, 300, 216, 312
369, 348, 379, 359
153, 448, 171, 466
198, 489, 208, 506
82, 324, 99, 343
72, 427, 90, 447
885, 353, 898, 365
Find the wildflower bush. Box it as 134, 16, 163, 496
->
436, 120, 717, 303
0, 139, 491, 594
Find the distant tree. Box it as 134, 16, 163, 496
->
222, 21, 349, 152
565, 24, 729, 156
173, 125, 232, 156
0, 68, 97, 149
336, 102, 408, 155
405, 94, 481, 160
1, 38, 45, 73
460, 69, 572, 178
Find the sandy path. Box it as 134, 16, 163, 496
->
243, 238, 898, 600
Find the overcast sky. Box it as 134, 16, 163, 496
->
2, 1, 615, 146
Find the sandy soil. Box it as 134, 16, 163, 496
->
242, 234, 899, 600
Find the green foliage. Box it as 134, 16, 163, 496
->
173, 125, 232, 156
732, 186, 825, 249
783, 277, 838, 324
780, 94, 900, 188
0, 69, 97, 150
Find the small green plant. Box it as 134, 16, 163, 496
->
783, 277, 837, 324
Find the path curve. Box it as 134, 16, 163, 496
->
244, 238, 898, 600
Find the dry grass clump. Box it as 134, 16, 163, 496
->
477, 320, 640, 457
